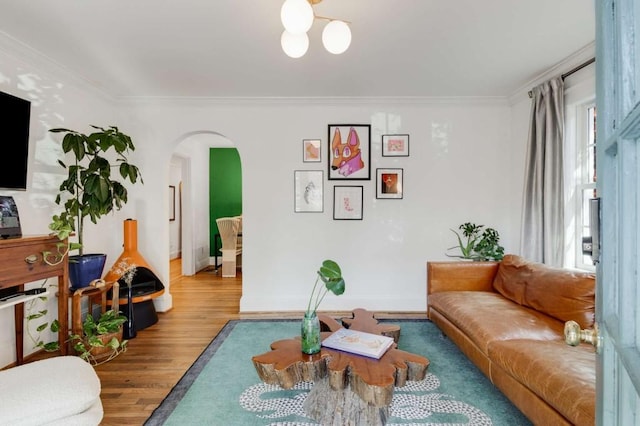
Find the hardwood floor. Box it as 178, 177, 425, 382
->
96, 259, 242, 425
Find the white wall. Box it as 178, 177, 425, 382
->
1, 31, 591, 366
123, 99, 514, 313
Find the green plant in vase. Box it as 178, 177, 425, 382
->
46, 125, 143, 289
302, 259, 346, 354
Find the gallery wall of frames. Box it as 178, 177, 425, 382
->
295, 124, 409, 220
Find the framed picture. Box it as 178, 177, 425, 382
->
333, 186, 363, 220
169, 185, 176, 221
376, 168, 403, 199
328, 124, 371, 180
303, 139, 321, 163
382, 134, 410, 157
294, 170, 324, 213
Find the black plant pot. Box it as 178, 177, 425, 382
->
69, 254, 107, 290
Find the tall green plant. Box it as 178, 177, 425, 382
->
49, 125, 143, 255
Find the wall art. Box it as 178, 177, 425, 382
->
333, 185, 363, 220
169, 185, 176, 221
294, 170, 324, 213
328, 124, 371, 180
303, 139, 321, 163
376, 168, 403, 199
382, 134, 410, 157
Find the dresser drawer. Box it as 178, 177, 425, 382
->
0, 239, 65, 288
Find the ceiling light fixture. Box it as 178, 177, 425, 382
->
280, 0, 352, 58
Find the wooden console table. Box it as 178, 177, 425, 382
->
0, 235, 69, 365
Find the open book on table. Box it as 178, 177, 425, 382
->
321, 328, 394, 359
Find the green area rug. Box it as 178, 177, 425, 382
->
145, 319, 532, 425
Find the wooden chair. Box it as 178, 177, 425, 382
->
216, 217, 242, 277
71, 279, 119, 338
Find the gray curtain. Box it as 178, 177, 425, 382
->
520, 77, 564, 266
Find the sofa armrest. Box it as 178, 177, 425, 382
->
427, 261, 499, 295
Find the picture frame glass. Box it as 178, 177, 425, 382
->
303, 139, 321, 163
294, 170, 323, 212
376, 168, 403, 199
382, 134, 409, 157
328, 125, 371, 180
333, 186, 363, 220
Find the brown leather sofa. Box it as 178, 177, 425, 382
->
427, 254, 596, 425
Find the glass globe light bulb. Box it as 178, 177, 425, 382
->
281, 30, 309, 58
322, 20, 351, 54
281, 0, 314, 35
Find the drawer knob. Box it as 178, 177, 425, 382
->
25, 254, 39, 264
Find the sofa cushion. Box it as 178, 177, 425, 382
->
428, 291, 563, 354
493, 255, 596, 329
0, 356, 102, 426
488, 339, 595, 426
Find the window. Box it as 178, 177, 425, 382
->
573, 102, 597, 270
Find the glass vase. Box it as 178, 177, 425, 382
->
123, 284, 137, 339
301, 311, 321, 354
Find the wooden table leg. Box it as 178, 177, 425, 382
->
14, 301, 24, 365
303, 377, 389, 426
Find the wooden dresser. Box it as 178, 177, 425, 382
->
0, 235, 69, 365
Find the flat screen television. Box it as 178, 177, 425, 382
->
0, 91, 30, 190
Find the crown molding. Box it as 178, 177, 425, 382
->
118, 95, 509, 107
0, 30, 114, 102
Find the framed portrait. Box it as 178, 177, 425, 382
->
294, 170, 324, 213
376, 168, 403, 199
382, 134, 410, 157
327, 124, 371, 180
333, 186, 363, 220
303, 139, 321, 163
169, 185, 176, 221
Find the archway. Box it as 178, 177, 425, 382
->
169, 131, 240, 276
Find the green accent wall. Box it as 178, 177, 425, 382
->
209, 148, 242, 255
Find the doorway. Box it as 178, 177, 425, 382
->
169, 132, 241, 277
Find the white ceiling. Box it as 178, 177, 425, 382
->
0, 0, 595, 99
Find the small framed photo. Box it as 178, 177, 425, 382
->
328, 124, 371, 180
303, 139, 321, 163
294, 170, 323, 213
376, 168, 403, 199
333, 186, 363, 220
382, 134, 410, 157
169, 185, 176, 221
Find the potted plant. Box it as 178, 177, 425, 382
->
48, 125, 143, 289
28, 280, 128, 365
301, 259, 346, 354
70, 308, 128, 365
447, 222, 505, 261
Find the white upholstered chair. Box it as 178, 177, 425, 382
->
216, 217, 242, 277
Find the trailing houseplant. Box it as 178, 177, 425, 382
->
447, 222, 505, 261
69, 308, 128, 365
47, 125, 143, 288
302, 259, 346, 354
28, 280, 128, 365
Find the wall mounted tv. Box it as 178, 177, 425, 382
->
0, 91, 31, 190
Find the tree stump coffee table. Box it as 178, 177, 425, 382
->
252, 309, 430, 425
